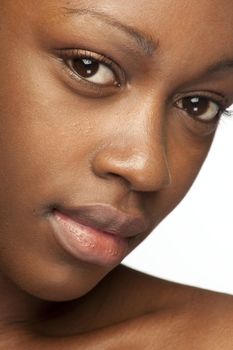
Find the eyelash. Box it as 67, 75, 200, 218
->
57, 48, 232, 120
58, 48, 124, 88
222, 108, 233, 118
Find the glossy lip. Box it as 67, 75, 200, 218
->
48, 204, 148, 267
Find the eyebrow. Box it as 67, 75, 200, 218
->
204, 59, 233, 76
62, 7, 158, 56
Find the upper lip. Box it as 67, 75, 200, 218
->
52, 203, 149, 238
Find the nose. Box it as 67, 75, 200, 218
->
91, 105, 171, 193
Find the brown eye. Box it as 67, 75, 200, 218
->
72, 58, 99, 78
176, 96, 220, 122
66, 57, 116, 86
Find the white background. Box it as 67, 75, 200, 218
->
123, 105, 233, 296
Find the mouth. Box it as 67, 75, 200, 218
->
48, 204, 148, 267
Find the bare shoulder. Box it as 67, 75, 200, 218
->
84, 263, 233, 323
109, 264, 233, 310
179, 284, 233, 349
108, 265, 233, 349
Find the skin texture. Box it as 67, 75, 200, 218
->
0, 0, 233, 348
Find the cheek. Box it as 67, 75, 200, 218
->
141, 112, 215, 231
0, 48, 91, 189
160, 116, 214, 221
0, 51, 111, 299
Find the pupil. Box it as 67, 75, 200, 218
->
183, 97, 208, 116
73, 58, 99, 78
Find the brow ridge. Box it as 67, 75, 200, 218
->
62, 7, 158, 56
205, 59, 233, 76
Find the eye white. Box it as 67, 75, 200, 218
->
85, 63, 115, 85
197, 100, 219, 121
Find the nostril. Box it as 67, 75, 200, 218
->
104, 172, 131, 188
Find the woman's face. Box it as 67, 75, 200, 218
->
0, 0, 232, 301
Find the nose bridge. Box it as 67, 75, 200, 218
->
92, 100, 171, 192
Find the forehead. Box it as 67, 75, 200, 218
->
3, 0, 233, 35
4, 0, 233, 25
5, 0, 233, 45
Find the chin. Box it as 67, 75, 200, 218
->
6, 256, 110, 302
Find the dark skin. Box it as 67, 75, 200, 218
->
0, 0, 233, 348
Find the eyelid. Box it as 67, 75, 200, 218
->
56, 48, 126, 87
174, 90, 228, 105
173, 90, 230, 115
173, 91, 231, 124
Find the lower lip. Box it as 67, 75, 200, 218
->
49, 210, 129, 266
